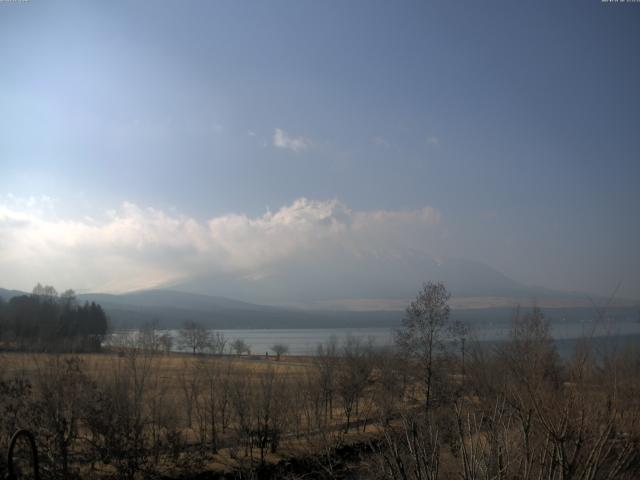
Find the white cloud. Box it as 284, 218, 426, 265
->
273, 128, 311, 153
0, 198, 443, 293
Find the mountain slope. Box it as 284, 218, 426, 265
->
78, 289, 401, 329
175, 254, 562, 305
78, 290, 269, 312
0, 288, 26, 301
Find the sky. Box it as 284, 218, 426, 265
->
1, 0, 639, 303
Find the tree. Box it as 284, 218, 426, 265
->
0, 285, 108, 350
231, 338, 249, 356
79, 301, 109, 345
209, 331, 227, 355
271, 343, 289, 361
60, 289, 77, 311
0, 296, 4, 342
193, 356, 233, 453
34, 356, 93, 477
138, 320, 161, 352
373, 349, 407, 425
337, 336, 373, 432
158, 332, 173, 354
501, 305, 560, 388
315, 337, 338, 421
32, 283, 58, 302
177, 320, 211, 355
395, 281, 455, 412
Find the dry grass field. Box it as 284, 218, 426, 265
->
0, 350, 315, 381
2, 307, 640, 479
0, 348, 394, 479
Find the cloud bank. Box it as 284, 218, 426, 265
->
0, 197, 442, 294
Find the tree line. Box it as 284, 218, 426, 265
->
126, 318, 290, 358
0, 284, 109, 352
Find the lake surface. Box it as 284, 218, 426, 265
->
112, 317, 640, 356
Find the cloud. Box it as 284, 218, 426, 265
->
273, 128, 311, 152
0, 197, 443, 294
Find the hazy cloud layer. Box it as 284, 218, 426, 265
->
0, 197, 442, 294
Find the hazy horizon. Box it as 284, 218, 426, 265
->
2, 1, 639, 304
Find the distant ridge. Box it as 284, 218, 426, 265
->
60, 288, 640, 329
78, 289, 273, 312
172, 254, 637, 307
75, 289, 402, 330
0, 288, 26, 300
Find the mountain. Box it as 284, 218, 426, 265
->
173, 253, 616, 308
2, 255, 635, 329
76, 289, 639, 330
76, 289, 402, 329
0, 288, 26, 301
2, 285, 637, 330
78, 290, 267, 313
2, 287, 400, 329
4, 255, 623, 310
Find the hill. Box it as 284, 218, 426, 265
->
75, 289, 400, 329
3, 282, 637, 330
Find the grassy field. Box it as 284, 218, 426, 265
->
0, 349, 393, 479
0, 350, 316, 379
2, 319, 639, 480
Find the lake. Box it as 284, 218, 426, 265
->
111, 317, 640, 356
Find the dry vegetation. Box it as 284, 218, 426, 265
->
1, 283, 639, 479
0, 346, 391, 479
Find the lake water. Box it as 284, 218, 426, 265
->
112, 317, 640, 356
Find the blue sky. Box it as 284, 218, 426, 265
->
1, 1, 639, 301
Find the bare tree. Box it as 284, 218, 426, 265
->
315, 337, 338, 422
158, 332, 173, 354
0, 375, 39, 478
138, 319, 161, 353
177, 359, 200, 431
32, 283, 58, 301
177, 320, 211, 355
31, 355, 95, 478
271, 343, 289, 361
194, 356, 233, 453
231, 338, 249, 356
253, 367, 289, 462
395, 281, 455, 412
500, 305, 560, 389
373, 349, 408, 425
460, 305, 640, 480
60, 289, 77, 310
336, 336, 373, 432
208, 331, 227, 355
371, 412, 441, 480
82, 349, 155, 479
